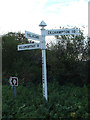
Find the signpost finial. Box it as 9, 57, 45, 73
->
39, 21, 47, 27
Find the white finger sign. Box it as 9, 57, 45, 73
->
18, 43, 41, 51
25, 31, 41, 41
46, 28, 79, 36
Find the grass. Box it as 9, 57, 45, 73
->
2, 81, 89, 119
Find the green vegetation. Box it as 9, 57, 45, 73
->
2, 29, 89, 119
2, 31, 88, 86
2, 82, 88, 119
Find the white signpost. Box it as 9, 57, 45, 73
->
17, 21, 79, 102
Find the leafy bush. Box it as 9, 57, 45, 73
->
2, 82, 89, 119
2, 32, 88, 86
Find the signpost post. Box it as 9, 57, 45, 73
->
39, 21, 48, 101
17, 21, 79, 102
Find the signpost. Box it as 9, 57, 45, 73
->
17, 21, 79, 102
9, 77, 18, 98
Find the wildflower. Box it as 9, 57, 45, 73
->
78, 105, 81, 109
71, 112, 75, 117
19, 104, 26, 109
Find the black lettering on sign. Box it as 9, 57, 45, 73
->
54, 31, 56, 34
37, 44, 39, 47
60, 31, 63, 33
27, 33, 31, 37
24, 46, 27, 48
66, 30, 70, 33
42, 56, 45, 96
19, 46, 22, 49
27, 33, 39, 39
43, 81, 44, 84
48, 31, 50, 34
72, 30, 76, 33
48, 31, 52, 34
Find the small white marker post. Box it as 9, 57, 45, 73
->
39, 21, 48, 101
9, 77, 18, 98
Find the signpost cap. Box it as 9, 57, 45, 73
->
39, 21, 47, 27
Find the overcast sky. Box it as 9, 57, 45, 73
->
0, 0, 88, 35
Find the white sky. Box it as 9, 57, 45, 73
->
0, 0, 88, 36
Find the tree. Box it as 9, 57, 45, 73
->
47, 28, 88, 85
2, 29, 88, 86
2, 32, 41, 84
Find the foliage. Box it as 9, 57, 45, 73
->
2, 30, 88, 119
2, 32, 42, 84
2, 30, 88, 86
46, 28, 88, 85
2, 82, 89, 119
